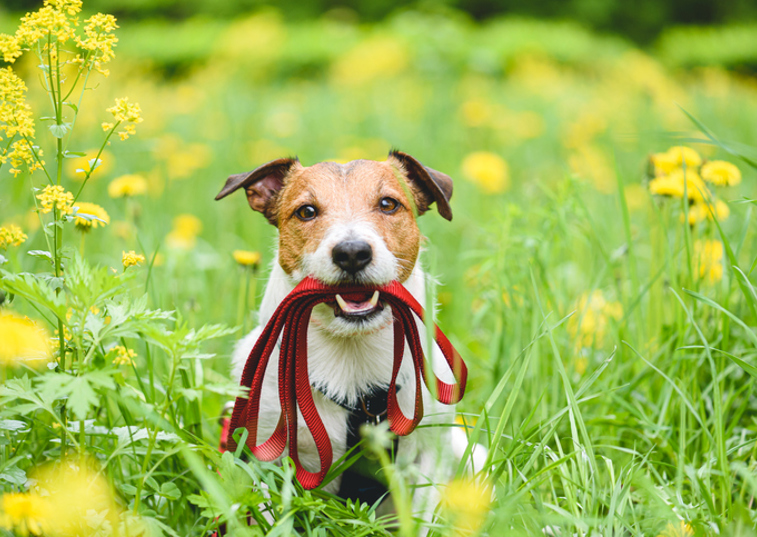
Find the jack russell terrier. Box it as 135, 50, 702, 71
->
216, 150, 483, 518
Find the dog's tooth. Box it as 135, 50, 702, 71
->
335, 294, 348, 312
369, 290, 380, 308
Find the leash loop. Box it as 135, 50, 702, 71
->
227, 276, 467, 489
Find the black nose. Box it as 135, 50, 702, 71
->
332, 240, 373, 274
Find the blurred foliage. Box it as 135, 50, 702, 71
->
3, 0, 757, 44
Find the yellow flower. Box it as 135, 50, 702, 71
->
0, 34, 22, 63
701, 160, 741, 186
461, 151, 510, 194
106, 97, 143, 140
122, 250, 145, 269
567, 290, 623, 350
166, 214, 202, 250
233, 249, 261, 267
0, 67, 39, 175
32, 462, 120, 535
36, 185, 73, 215
75, 13, 118, 75
0, 312, 52, 367
649, 169, 709, 202
15, 5, 76, 50
108, 174, 147, 198
110, 344, 136, 366
331, 35, 409, 87
694, 239, 724, 283
0, 224, 28, 248
0, 492, 48, 536
683, 199, 730, 225
658, 521, 695, 537
72, 202, 110, 230
650, 146, 702, 177
441, 478, 492, 535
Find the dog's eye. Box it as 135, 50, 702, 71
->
378, 197, 400, 214
295, 204, 318, 221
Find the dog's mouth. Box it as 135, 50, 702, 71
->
331, 290, 384, 321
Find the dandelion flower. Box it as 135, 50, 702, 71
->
683, 199, 729, 225
233, 249, 261, 268
166, 214, 202, 250
666, 146, 702, 169
109, 345, 136, 366
108, 174, 147, 198
567, 290, 623, 350
461, 151, 510, 194
0, 492, 48, 536
658, 521, 695, 537
33, 462, 120, 535
122, 250, 144, 269
0, 312, 52, 366
441, 479, 492, 534
701, 160, 741, 186
0, 224, 27, 248
649, 169, 709, 202
694, 239, 724, 283
72, 202, 110, 231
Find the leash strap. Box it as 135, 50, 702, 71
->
227, 276, 467, 489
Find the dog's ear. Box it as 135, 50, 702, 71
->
215, 157, 298, 225
388, 150, 453, 221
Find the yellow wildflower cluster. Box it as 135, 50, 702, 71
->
108, 173, 148, 198
233, 249, 262, 267
648, 146, 740, 225
0, 463, 120, 536
110, 344, 136, 366
694, 239, 724, 284
567, 290, 623, 351
441, 478, 492, 535
75, 13, 118, 76
461, 151, 510, 194
0, 224, 27, 249
167, 214, 202, 250
122, 250, 145, 269
104, 97, 143, 140
36, 185, 73, 215
0, 67, 41, 177
72, 202, 110, 231
0, 312, 52, 367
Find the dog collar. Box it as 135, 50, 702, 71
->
227, 276, 467, 490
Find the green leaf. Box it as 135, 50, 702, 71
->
159, 482, 182, 501
27, 250, 54, 263
49, 122, 72, 139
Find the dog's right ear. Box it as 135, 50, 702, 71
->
215, 157, 298, 225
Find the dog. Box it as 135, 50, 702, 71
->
216, 150, 482, 521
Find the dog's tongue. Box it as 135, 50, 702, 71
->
335, 291, 380, 315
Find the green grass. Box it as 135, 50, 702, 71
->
2, 6, 757, 536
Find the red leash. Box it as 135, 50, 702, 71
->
227, 276, 467, 489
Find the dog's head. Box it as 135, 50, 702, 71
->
216, 150, 453, 336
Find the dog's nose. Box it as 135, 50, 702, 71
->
332, 240, 373, 274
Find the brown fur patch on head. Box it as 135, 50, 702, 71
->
276, 159, 423, 282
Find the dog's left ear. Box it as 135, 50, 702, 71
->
388, 150, 453, 221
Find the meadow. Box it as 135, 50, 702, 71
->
1, 2, 757, 535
